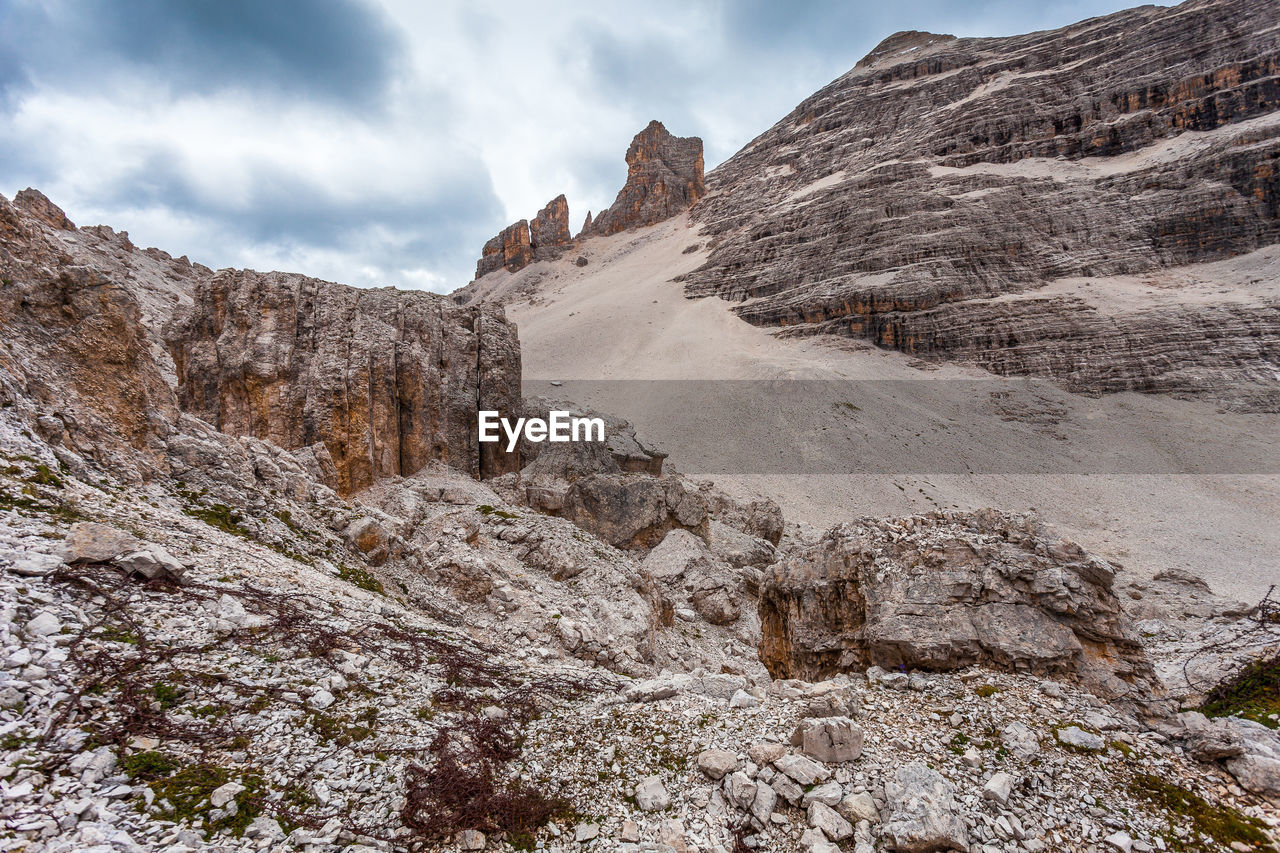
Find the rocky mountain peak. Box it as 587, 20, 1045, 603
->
854, 30, 956, 69
583, 119, 705, 237
12, 187, 75, 230
530, 193, 571, 261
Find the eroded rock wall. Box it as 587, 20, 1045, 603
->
681, 0, 1280, 406
168, 271, 522, 494
759, 509, 1162, 706
584, 120, 705, 237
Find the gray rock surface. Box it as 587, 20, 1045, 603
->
881, 763, 969, 852
679, 0, 1280, 410
759, 509, 1162, 707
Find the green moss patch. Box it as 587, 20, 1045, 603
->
1128, 773, 1270, 851
1199, 652, 1280, 729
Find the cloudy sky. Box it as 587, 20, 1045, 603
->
0, 0, 1140, 293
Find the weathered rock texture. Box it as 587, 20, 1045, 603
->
0, 190, 200, 480
167, 271, 522, 495
758, 509, 1162, 706
531, 194, 572, 261
583, 120, 705, 237
475, 219, 533, 279
681, 0, 1280, 408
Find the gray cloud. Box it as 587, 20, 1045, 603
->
0, 0, 1142, 292
0, 0, 405, 107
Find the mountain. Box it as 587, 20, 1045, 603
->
2, 1, 1279, 851
680, 0, 1280, 410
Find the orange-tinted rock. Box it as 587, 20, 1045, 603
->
475, 219, 532, 279
531, 194, 571, 261
168, 271, 523, 495
584, 120, 705, 237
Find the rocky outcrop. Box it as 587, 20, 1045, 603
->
0, 191, 199, 481
758, 509, 1162, 706
475, 219, 533, 279
531, 194, 571, 261
167, 270, 522, 495
583, 120, 705, 237
680, 0, 1280, 408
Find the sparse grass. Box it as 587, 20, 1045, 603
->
183, 503, 251, 538
1199, 651, 1280, 729
337, 563, 383, 594
477, 504, 518, 519
974, 684, 999, 698
1128, 773, 1270, 851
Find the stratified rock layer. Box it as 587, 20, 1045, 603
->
758, 510, 1161, 706
531, 194, 572, 261
167, 271, 522, 495
585, 120, 705, 237
681, 0, 1280, 407
475, 220, 533, 279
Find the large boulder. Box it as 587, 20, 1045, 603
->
759, 510, 1161, 705
881, 763, 969, 852
559, 474, 708, 549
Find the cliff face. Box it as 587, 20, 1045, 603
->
531, 194, 572, 261
475, 220, 533, 279
759, 510, 1161, 707
680, 0, 1280, 407
168, 271, 522, 495
584, 120, 705, 237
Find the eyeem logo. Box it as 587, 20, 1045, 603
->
478, 410, 605, 452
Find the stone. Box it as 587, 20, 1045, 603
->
560, 474, 708, 549
61, 523, 139, 565
531, 195, 572, 262
881, 763, 969, 852
25, 612, 61, 637
808, 801, 854, 841
582, 120, 704, 237
574, 822, 599, 842
730, 689, 760, 709
635, 775, 670, 811
837, 791, 878, 824
458, 828, 486, 850
751, 782, 778, 827
1056, 726, 1105, 751
168, 270, 522, 493
308, 689, 336, 710
114, 545, 186, 582
620, 820, 640, 842
802, 781, 844, 808
982, 772, 1015, 805
697, 748, 739, 780
1001, 722, 1041, 759
476, 220, 533, 278
725, 771, 758, 810
1225, 753, 1280, 801
209, 782, 245, 808
794, 716, 864, 763
774, 753, 831, 786
758, 510, 1160, 706
1105, 831, 1134, 853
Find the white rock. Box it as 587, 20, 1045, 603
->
802, 781, 844, 808
697, 748, 739, 780
25, 611, 60, 637
308, 689, 336, 710
1056, 726, 1105, 751
837, 791, 878, 824
808, 801, 854, 841
774, 753, 831, 786
1105, 830, 1134, 853
982, 772, 1015, 805
458, 828, 486, 850
635, 775, 670, 811
730, 689, 761, 709
209, 782, 245, 808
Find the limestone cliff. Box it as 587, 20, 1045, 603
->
583, 120, 705, 237
475, 219, 533, 279
680, 0, 1280, 408
531, 194, 572, 261
167, 271, 522, 495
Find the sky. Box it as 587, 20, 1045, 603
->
0, 0, 1145, 293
